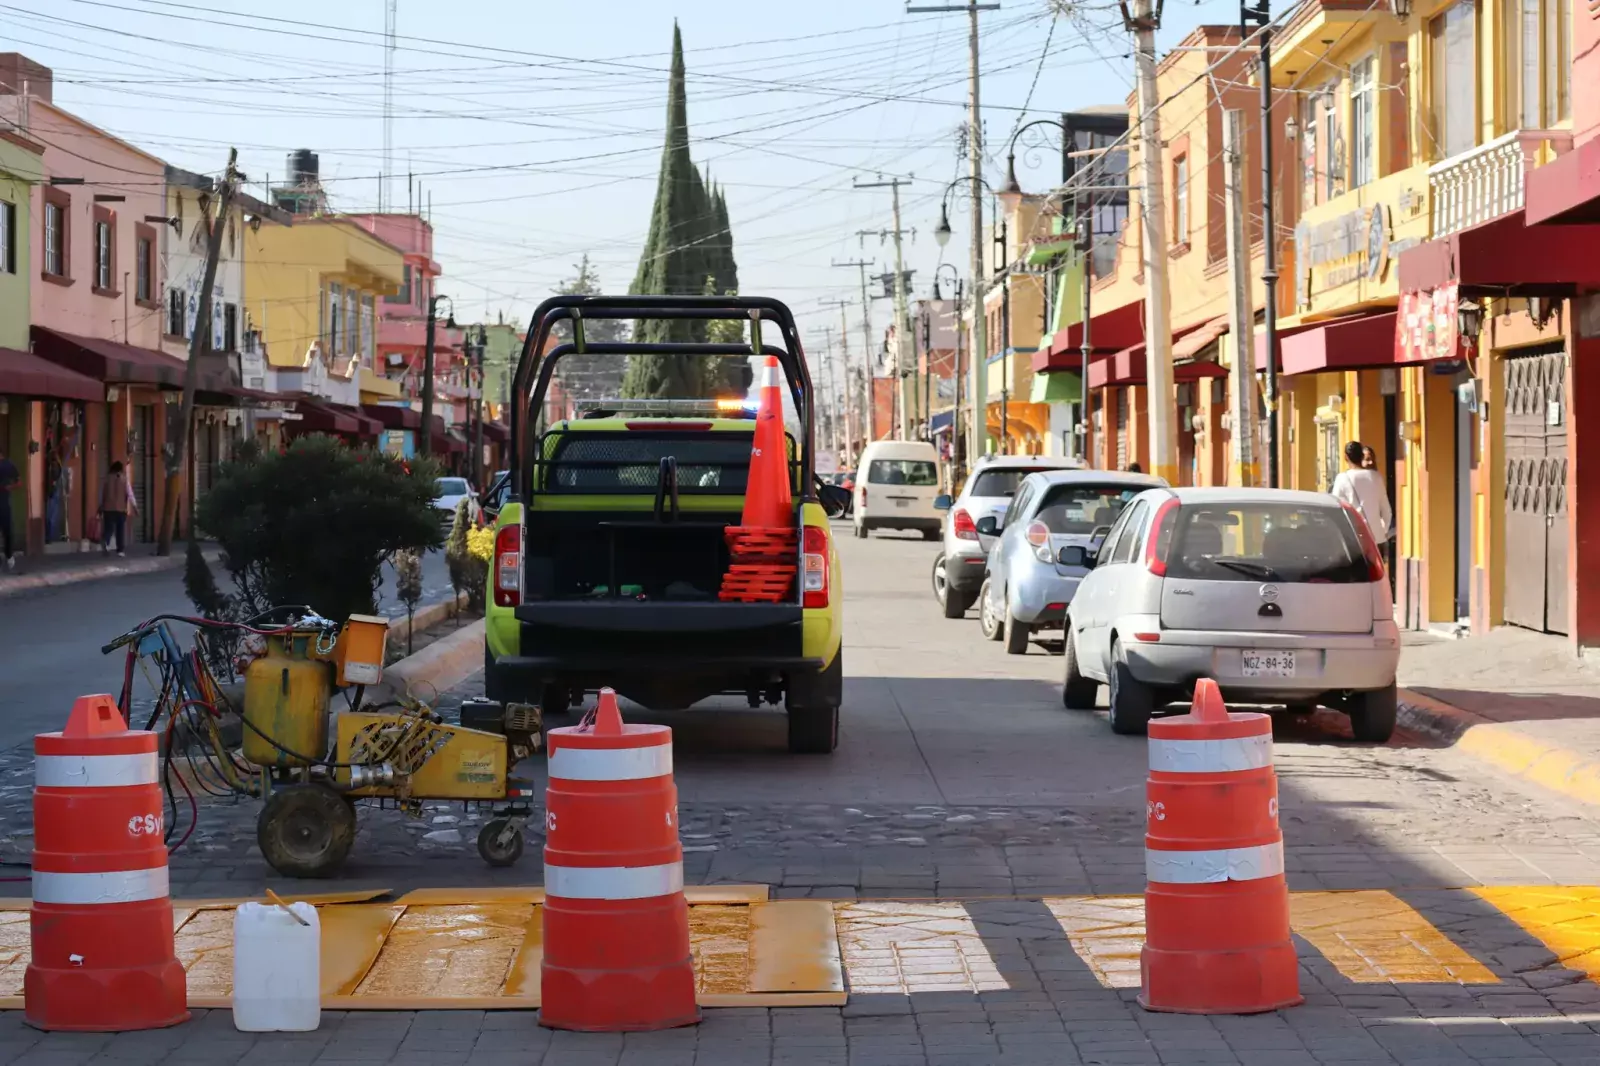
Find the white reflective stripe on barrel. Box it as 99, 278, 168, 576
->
1147, 734, 1273, 774
757, 363, 782, 389
31, 866, 170, 905
548, 744, 672, 782
35, 752, 160, 788
545, 861, 684, 901
1145, 841, 1284, 885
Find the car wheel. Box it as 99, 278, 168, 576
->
978, 579, 1004, 641
1004, 601, 1031, 655
933, 555, 968, 618
1107, 640, 1154, 736
1062, 626, 1099, 710
787, 652, 842, 754
1347, 683, 1398, 743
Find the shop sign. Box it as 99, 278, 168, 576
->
1396, 284, 1474, 363
1295, 203, 1407, 308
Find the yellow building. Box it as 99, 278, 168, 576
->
242, 216, 405, 407
981, 192, 1052, 454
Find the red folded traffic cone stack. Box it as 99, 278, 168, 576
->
540, 689, 699, 1032
720, 355, 797, 602
1139, 679, 1302, 1014
27, 695, 189, 1032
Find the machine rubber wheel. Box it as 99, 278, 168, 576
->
477, 819, 525, 868
1004, 604, 1031, 655
257, 784, 357, 879
1107, 641, 1154, 736
978, 579, 1004, 641
787, 652, 842, 754
1348, 684, 1398, 743
1062, 627, 1099, 710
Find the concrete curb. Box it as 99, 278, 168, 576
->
384, 617, 485, 705
386, 591, 469, 633
1399, 687, 1600, 807
0, 549, 223, 599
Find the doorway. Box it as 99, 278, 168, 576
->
1452, 367, 1474, 622
1501, 345, 1569, 634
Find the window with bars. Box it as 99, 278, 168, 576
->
43, 200, 64, 277
167, 288, 186, 337
325, 281, 343, 354
1351, 56, 1376, 188
1428, 0, 1478, 160
223, 303, 238, 352
0, 200, 13, 274
135, 237, 152, 301
1172, 155, 1189, 244
94, 221, 112, 291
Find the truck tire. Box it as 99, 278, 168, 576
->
787, 652, 842, 754
1004, 603, 1031, 655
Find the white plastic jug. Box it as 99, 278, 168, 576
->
232, 901, 321, 1032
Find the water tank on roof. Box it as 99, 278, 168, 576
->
287, 150, 319, 187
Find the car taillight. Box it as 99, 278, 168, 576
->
952, 508, 978, 541
1026, 520, 1053, 562
493, 523, 522, 607
1145, 498, 1181, 577
802, 525, 829, 608
1340, 502, 1387, 581
860, 485, 867, 505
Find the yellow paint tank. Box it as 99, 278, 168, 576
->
241, 632, 334, 769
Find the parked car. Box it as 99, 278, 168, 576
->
973, 470, 1164, 653
433, 476, 478, 531
853, 441, 941, 540
930, 455, 1088, 619
1060, 487, 1399, 741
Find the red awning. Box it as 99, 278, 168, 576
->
0, 346, 103, 403
482, 421, 509, 444
364, 403, 420, 430
1087, 345, 1228, 389
1525, 138, 1600, 226
1396, 209, 1600, 295
1173, 315, 1229, 361
1035, 300, 1148, 373
1278, 312, 1405, 376
30, 327, 207, 389
292, 401, 360, 435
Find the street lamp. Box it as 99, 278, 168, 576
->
933, 175, 1000, 474
933, 202, 953, 248
1388, 0, 1411, 18
420, 293, 456, 459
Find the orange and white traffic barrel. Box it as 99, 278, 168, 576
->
26, 695, 188, 1032
540, 688, 698, 1032
1139, 678, 1302, 1015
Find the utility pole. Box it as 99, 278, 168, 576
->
855, 176, 915, 438
833, 258, 876, 442
1123, 0, 1177, 482
420, 294, 453, 460
1243, 0, 1279, 486
471, 325, 487, 488
1221, 109, 1258, 487
821, 297, 857, 459
908, 0, 998, 475
157, 148, 240, 556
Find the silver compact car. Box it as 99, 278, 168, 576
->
973, 470, 1166, 655
931, 455, 1085, 619
1061, 487, 1401, 741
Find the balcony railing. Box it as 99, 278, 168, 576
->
1429, 129, 1574, 239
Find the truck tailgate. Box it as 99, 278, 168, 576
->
515, 602, 801, 631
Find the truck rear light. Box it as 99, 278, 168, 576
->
802, 525, 829, 608
1144, 498, 1181, 576
952, 507, 978, 541
493, 523, 522, 608
1026, 520, 1053, 562
1340, 501, 1387, 581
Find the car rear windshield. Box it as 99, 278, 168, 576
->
436, 478, 469, 496
968, 469, 1028, 497
867, 459, 937, 486
1035, 484, 1143, 534
1163, 503, 1369, 583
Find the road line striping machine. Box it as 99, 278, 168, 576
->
102, 608, 539, 878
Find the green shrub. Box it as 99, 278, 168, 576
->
445, 498, 488, 611
196, 436, 442, 623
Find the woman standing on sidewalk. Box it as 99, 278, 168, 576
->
100, 461, 137, 557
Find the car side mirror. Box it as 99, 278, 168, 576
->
974, 515, 999, 536
934, 494, 952, 511
818, 482, 851, 519
1058, 545, 1095, 568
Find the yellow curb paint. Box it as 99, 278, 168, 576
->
0, 911, 26, 998
1456, 726, 1600, 807
1044, 895, 1146, 989
1472, 886, 1600, 983
1289, 890, 1497, 984
354, 903, 533, 999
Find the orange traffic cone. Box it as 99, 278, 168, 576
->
27, 695, 189, 1032
736, 355, 792, 531
540, 689, 699, 1031
1139, 679, 1302, 1014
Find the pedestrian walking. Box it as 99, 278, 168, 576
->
1332, 440, 1392, 566
100, 461, 137, 558
0, 445, 18, 571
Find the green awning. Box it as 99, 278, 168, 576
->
1030, 371, 1081, 404
1026, 239, 1076, 265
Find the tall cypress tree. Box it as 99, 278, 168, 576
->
622, 24, 741, 399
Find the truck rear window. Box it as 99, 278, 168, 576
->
540, 431, 795, 494
1163, 504, 1369, 583
867, 460, 937, 486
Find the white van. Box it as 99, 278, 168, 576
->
854, 440, 942, 541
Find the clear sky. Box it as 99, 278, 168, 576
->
1, 0, 1242, 357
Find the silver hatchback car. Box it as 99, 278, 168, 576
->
1061, 487, 1401, 741
973, 470, 1166, 654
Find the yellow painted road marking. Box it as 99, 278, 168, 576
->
1290, 891, 1497, 984
750, 901, 843, 994
1044, 896, 1146, 989
835, 901, 1010, 994
1473, 886, 1600, 982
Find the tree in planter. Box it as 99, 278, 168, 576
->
444, 499, 488, 613
196, 437, 442, 624
394, 549, 424, 656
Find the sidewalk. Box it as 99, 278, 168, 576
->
0, 541, 219, 599
1399, 626, 1600, 806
